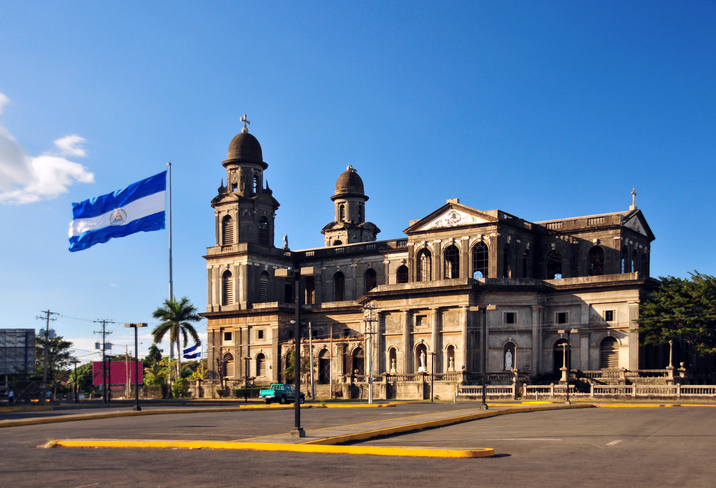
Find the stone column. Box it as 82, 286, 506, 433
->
375, 312, 384, 374
271, 324, 280, 382
208, 329, 217, 378
531, 306, 543, 376
461, 306, 469, 371
489, 233, 499, 278
434, 241, 442, 280
403, 310, 412, 373
383, 260, 390, 285
460, 236, 470, 279
580, 332, 590, 371
431, 308, 440, 372
628, 301, 640, 370
239, 263, 249, 307
207, 267, 214, 311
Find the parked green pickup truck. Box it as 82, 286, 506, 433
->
259, 383, 306, 404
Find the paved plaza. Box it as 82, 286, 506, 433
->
0, 402, 714, 487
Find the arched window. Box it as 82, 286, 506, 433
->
417, 249, 432, 282
358, 203, 364, 223
259, 271, 270, 302
352, 347, 364, 376
503, 343, 516, 370
222, 270, 234, 306
396, 265, 409, 284
223, 352, 235, 377
547, 250, 562, 279
258, 217, 269, 246
364, 268, 377, 292
334, 271, 345, 301
472, 242, 488, 278
588, 246, 604, 276
503, 244, 512, 278
600, 337, 619, 369
553, 339, 569, 375
318, 349, 331, 384
333, 240, 342, 246
339, 204, 345, 221
253, 173, 260, 194
388, 347, 398, 373
641, 253, 648, 276
621, 247, 629, 273
256, 353, 266, 377
304, 276, 315, 305
222, 215, 234, 245
631, 251, 639, 274
415, 343, 428, 372
522, 250, 531, 278
444, 245, 460, 279
446, 345, 455, 371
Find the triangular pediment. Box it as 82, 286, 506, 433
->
622, 210, 655, 240
406, 203, 497, 233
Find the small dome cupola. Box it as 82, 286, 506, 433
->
223, 115, 268, 169
332, 165, 367, 201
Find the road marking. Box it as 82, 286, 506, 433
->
484, 438, 561, 441
606, 440, 622, 447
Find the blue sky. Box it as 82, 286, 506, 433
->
1, 1, 715, 363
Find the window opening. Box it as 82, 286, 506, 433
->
547, 250, 562, 279
600, 337, 619, 369
503, 244, 512, 278
222, 270, 234, 305
364, 268, 377, 292
223, 331, 232, 342
222, 215, 234, 246
503, 312, 516, 325
444, 245, 460, 279
522, 250, 531, 278
334, 271, 345, 301
556, 312, 568, 324
396, 265, 409, 284
588, 246, 604, 276
259, 217, 269, 247
258, 329, 264, 340
604, 310, 614, 322
417, 249, 432, 282
304, 276, 315, 304
259, 271, 270, 302
472, 242, 488, 278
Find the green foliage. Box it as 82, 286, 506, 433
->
283, 350, 311, 383
67, 362, 96, 394
146, 344, 163, 365
152, 297, 202, 379
143, 358, 173, 387
188, 366, 208, 380
35, 335, 73, 381
172, 377, 190, 398
636, 272, 716, 358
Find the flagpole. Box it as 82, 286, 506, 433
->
167, 161, 174, 360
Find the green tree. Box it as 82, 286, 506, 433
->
636, 272, 716, 358
146, 344, 163, 366
152, 297, 201, 380
283, 350, 311, 383
67, 362, 96, 395
35, 335, 73, 384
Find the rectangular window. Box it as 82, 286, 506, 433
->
258, 329, 264, 340
604, 310, 614, 322
223, 331, 232, 342
503, 312, 516, 325
415, 315, 427, 327
556, 312, 568, 324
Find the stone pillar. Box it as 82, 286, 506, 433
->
461, 306, 469, 371
431, 308, 440, 372
580, 332, 590, 371
272, 324, 280, 382
628, 301, 640, 370
207, 267, 214, 311
488, 233, 498, 278
403, 310, 412, 373
239, 263, 249, 307
434, 241, 442, 280
460, 236, 470, 279
531, 306, 543, 376
375, 312, 384, 374
208, 330, 217, 378
349, 263, 357, 301
383, 260, 390, 285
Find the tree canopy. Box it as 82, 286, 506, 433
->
636, 272, 716, 358
152, 297, 201, 379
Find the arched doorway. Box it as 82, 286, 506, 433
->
223, 352, 235, 378
318, 349, 331, 384
352, 347, 364, 376
256, 353, 265, 377
600, 337, 619, 369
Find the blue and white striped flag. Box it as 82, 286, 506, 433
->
183, 342, 201, 359
68, 171, 167, 252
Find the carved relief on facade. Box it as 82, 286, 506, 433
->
421, 209, 488, 231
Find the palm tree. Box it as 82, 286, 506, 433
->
152, 297, 201, 380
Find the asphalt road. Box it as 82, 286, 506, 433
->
1, 403, 714, 487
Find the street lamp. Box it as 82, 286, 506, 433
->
244, 357, 250, 403
124, 323, 147, 411
429, 352, 436, 402
558, 328, 578, 405
480, 304, 497, 410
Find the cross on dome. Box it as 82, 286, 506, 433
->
240, 114, 251, 133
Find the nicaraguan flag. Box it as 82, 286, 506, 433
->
68, 171, 167, 252
183, 342, 201, 359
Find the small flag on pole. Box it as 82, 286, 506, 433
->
183, 342, 201, 359
68, 171, 167, 252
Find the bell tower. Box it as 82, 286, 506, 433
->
322, 165, 380, 246
211, 116, 280, 249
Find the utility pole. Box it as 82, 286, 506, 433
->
36, 310, 58, 400
308, 322, 314, 402
94, 319, 114, 404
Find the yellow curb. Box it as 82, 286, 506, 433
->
304, 404, 593, 446
44, 439, 494, 458
594, 404, 682, 408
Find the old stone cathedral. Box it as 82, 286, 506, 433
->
200, 121, 658, 399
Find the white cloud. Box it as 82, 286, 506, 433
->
0, 93, 95, 205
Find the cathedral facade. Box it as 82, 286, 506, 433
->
202, 125, 658, 397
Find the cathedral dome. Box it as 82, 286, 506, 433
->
227, 128, 264, 164
333, 165, 365, 199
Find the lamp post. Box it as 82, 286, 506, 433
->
244, 357, 250, 403
558, 328, 578, 405
480, 304, 497, 410
124, 323, 147, 411
429, 352, 436, 402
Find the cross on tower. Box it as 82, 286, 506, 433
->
631, 188, 637, 210
240, 114, 250, 132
